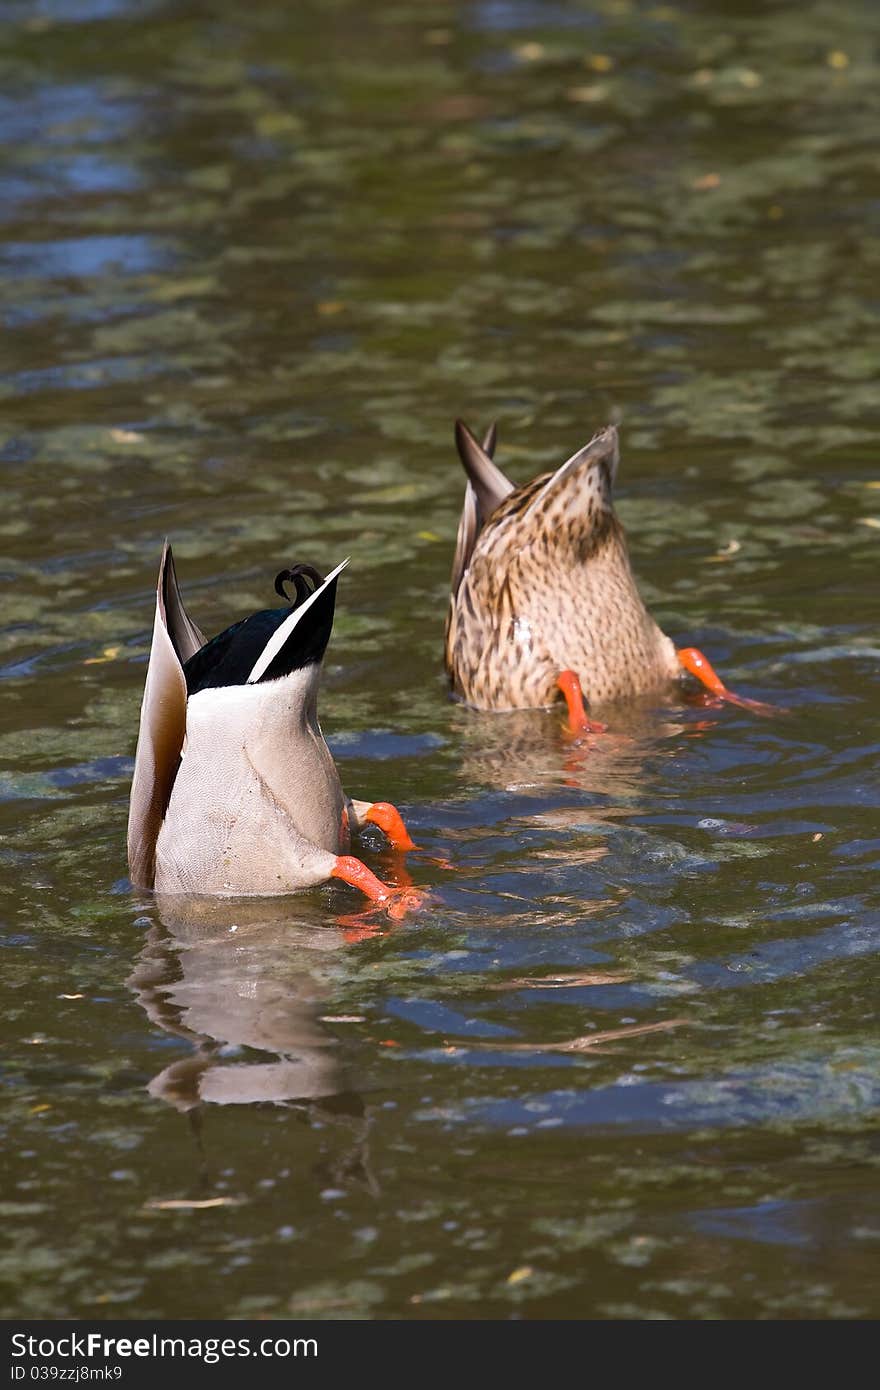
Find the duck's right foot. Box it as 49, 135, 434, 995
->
557, 670, 607, 736
677, 647, 786, 718
362, 801, 417, 851
331, 855, 425, 917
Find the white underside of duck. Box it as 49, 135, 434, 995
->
154, 671, 348, 897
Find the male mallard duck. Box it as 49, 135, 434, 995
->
445, 420, 775, 728
128, 545, 417, 908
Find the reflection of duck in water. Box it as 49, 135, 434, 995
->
129, 895, 378, 1193
445, 421, 779, 729
128, 546, 420, 914
452, 699, 686, 808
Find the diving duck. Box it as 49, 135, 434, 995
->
445, 420, 775, 728
128, 544, 417, 908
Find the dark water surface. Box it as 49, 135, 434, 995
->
2, 0, 879, 1320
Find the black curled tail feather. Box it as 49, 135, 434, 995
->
184, 563, 339, 694
274, 564, 325, 605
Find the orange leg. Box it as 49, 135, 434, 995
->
331, 855, 424, 919
332, 855, 394, 903
357, 799, 453, 872
362, 801, 416, 851
557, 670, 607, 736
677, 648, 784, 718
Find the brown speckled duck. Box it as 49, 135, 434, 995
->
445, 420, 776, 729
128, 544, 418, 911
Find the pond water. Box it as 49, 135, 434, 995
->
1, 0, 878, 1320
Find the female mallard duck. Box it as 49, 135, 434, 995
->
128, 544, 417, 909
445, 420, 776, 728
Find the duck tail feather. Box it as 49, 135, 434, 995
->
454, 418, 515, 524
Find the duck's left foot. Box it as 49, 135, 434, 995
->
362, 801, 417, 851
557, 670, 607, 736
677, 647, 785, 717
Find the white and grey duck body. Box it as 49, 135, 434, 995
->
128, 547, 417, 909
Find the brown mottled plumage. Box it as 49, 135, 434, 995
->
444, 421, 680, 712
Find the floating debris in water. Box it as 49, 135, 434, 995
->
451, 1019, 689, 1054
486, 971, 634, 991
144, 1197, 246, 1211
567, 85, 608, 104
706, 538, 742, 562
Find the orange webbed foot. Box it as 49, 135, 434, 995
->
384, 886, 428, 921
360, 800, 453, 872
331, 855, 426, 920
677, 647, 787, 718
557, 670, 607, 737
362, 801, 417, 851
